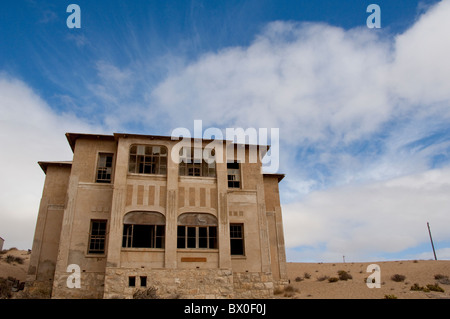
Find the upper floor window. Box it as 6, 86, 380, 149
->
227, 162, 241, 188
129, 145, 167, 175
96, 153, 114, 183
179, 147, 216, 177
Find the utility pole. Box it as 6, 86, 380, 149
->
427, 222, 437, 261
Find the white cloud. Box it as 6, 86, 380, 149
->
283, 167, 450, 262
153, 21, 393, 146
391, 0, 450, 106
149, 1, 450, 261
0, 74, 97, 249
152, 0, 450, 176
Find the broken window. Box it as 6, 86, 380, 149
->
178, 145, 216, 177
230, 223, 245, 255
177, 213, 218, 249
96, 153, 114, 183
122, 212, 165, 249
128, 145, 167, 175
227, 162, 241, 188
122, 224, 165, 248
88, 220, 107, 254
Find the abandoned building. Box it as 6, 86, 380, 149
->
0, 236, 4, 251
27, 132, 288, 298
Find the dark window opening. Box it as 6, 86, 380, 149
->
88, 220, 107, 254
122, 224, 165, 248
140, 276, 147, 287
177, 225, 218, 249
129, 276, 136, 287
230, 224, 244, 255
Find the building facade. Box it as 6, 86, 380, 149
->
27, 132, 287, 298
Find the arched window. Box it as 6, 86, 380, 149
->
122, 211, 165, 248
177, 213, 218, 249
128, 145, 167, 175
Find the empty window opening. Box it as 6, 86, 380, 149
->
140, 276, 147, 287
129, 276, 136, 287
122, 224, 165, 248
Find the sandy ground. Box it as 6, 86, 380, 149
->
1, 249, 449, 299
282, 260, 450, 299
0, 248, 31, 282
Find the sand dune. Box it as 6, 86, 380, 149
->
283, 260, 450, 299
0, 248, 30, 282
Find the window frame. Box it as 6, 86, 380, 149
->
230, 223, 245, 256
178, 146, 216, 178
88, 219, 107, 255
96, 153, 114, 183
122, 224, 165, 249
227, 161, 241, 188
128, 145, 168, 175
177, 225, 218, 249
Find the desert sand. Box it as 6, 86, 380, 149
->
282, 260, 450, 299
1, 249, 449, 299
0, 248, 30, 282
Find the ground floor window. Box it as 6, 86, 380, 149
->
122, 224, 165, 248
177, 226, 217, 249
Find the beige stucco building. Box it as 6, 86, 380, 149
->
27, 132, 287, 298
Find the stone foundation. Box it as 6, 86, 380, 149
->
52, 271, 105, 299
103, 268, 234, 299
232, 272, 274, 298
39, 267, 282, 299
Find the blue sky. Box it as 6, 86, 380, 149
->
1, 0, 450, 262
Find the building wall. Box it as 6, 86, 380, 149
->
0, 237, 4, 251
52, 138, 116, 298
30, 133, 287, 299
27, 164, 71, 289
263, 175, 287, 282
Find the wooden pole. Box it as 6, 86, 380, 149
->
427, 222, 437, 261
